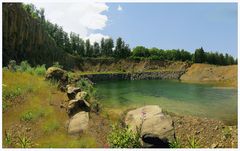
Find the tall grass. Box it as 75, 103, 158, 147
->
16, 61, 46, 76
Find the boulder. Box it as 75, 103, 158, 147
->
45, 67, 68, 82
68, 111, 89, 134
125, 105, 175, 148
67, 86, 81, 100
75, 91, 89, 101
67, 99, 90, 116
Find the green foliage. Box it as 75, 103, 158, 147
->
17, 135, 32, 148
132, 46, 150, 58
52, 62, 63, 68
8, 60, 17, 71
187, 136, 200, 148
20, 111, 33, 121
114, 37, 131, 58
14, 61, 46, 76
34, 64, 46, 76
169, 137, 182, 148
193, 47, 206, 63
107, 124, 141, 148
3, 87, 23, 102
4, 131, 12, 147
75, 78, 95, 97
20, 109, 45, 122
222, 127, 232, 139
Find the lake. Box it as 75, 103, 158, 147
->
95, 80, 237, 125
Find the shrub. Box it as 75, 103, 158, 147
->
20, 111, 33, 121
34, 64, 46, 76
75, 78, 95, 97
52, 62, 63, 68
20, 109, 45, 122
8, 60, 17, 71
107, 124, 141, 148
18, 61, 31, 72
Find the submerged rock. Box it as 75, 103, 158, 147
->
68, 111, 89, 134
125, 105, 175, 148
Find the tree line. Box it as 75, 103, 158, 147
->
22, 3, 237, 65
131, 46, 237, 65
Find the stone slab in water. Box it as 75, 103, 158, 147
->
125, 105, 175, 148
68, 111, 89, 134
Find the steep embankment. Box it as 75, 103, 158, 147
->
3, 3, 78, 69
180, 64, 237, 87
73, 60, 191, 82
79, 59, 190, 72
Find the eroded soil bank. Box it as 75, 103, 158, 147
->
180, 64, 237, 88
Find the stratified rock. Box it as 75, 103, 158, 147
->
67, 86, 81, 100
125, 105, 175, 148
68, 111, 89, 134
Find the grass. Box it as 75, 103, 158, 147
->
17, 134, 32, 148
222, 127, 232, 139
2, 70, 38, 111
170, 137, 182, 148
36, 133, 97, 148
20, 108, 45, 122
187, 136, 201, 148
4, 131, 12, 147
42, 120, 60, 133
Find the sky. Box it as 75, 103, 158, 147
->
33, 2, 238, 57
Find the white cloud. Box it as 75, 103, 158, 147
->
33, 1, 109, 43
117, 5, 123, 11
85, 33, 109, 44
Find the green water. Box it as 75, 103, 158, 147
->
95, 80, 238, 125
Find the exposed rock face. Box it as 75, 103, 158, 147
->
68, 111, 89, 134
79, 71, 185, 82
79, 59, 191, 73
125, 105, 175, 148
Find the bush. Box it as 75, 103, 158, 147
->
52, 62, 63, 68
107, 124, 141, 148
18, 61, 32, 72
76, 78, 95, 97
20, 109, 45, 122
34, 64, 46, 76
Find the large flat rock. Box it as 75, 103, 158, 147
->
125, 105, 175, 148
68, 111, 89, 134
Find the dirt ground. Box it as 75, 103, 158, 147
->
180, 64, 237, 87
171, 114, 238, 148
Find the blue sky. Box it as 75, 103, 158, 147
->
35, 2, 237, 57
100, 3, 237, 57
